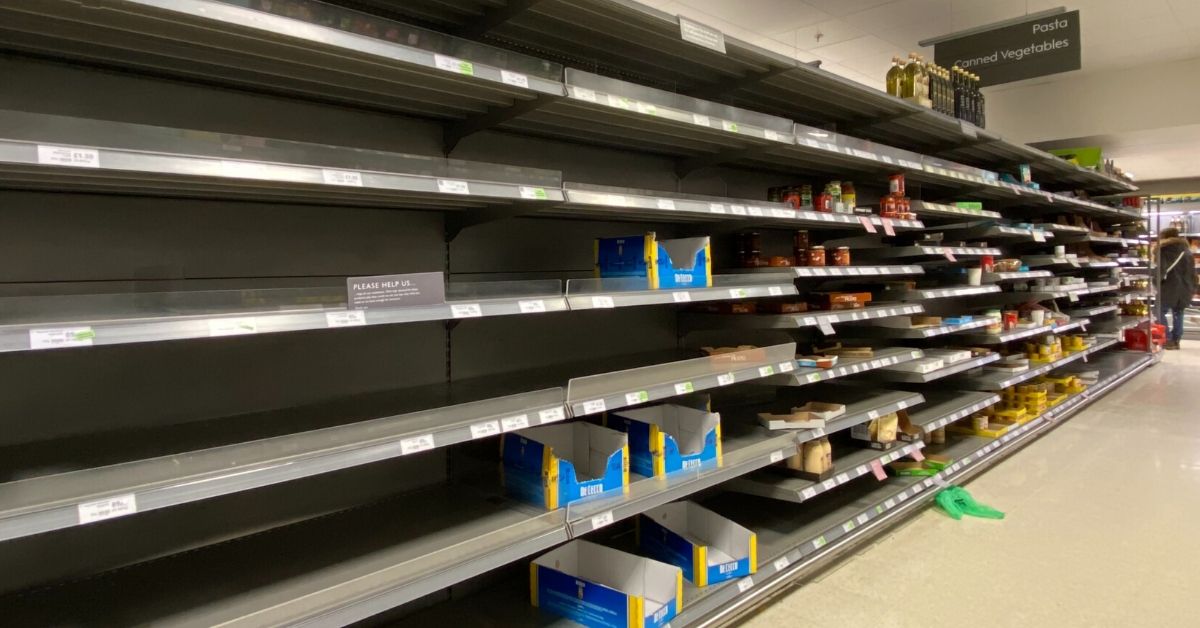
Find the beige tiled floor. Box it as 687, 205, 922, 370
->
741, 350, 1200, 628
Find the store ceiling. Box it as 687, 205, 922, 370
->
1033, 124, 1200, 183
638, 0, 1200, 89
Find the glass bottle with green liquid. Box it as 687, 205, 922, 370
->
886, 56, 904, 97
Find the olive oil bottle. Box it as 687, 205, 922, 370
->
886, 56, 904, 96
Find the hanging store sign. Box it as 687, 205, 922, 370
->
934, 10, 1080, 86
679, 16, 726, 53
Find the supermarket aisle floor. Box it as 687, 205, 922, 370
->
741, 350, 1200, 628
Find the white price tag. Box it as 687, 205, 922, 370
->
692, 113, 711, 126
818, 321, 836, 335
768, 286, 785, 296
591, 296, 616, 309
807, 373, 822, 384
325, 311, 366, 328
433, 54, 474, 75
897, 492, 908, 502
748, 207, 764, 217
822, 479, 837, 491
655, 198, 676, 210
1032, 230, 1046, 243
582, 399, 607, 414
37, 145, 100, 168
518, 299, 547, 314
208, 317, 257, 337
29, 327, 94, 349
626, 391, 649, 405
519, 186, 549, 200
604, 195, 628, 207
635, 101, 658, 115
857, 513, 869, 525
729, 288, 748, 299
606, 94, 631, 109
769, 450, 785, 463
574, 87, 597, 102
539, 407, 567, 424
773, 557, 790, 571
590, 511, 615, 530
836, 473, 850, 485
843, 521, 856, 533
672, 291, 692, 303
499, 70, 529, 88
771, 208, 793, 219
868, 410, 880, 420
679, 16, 726, 53
852, 149, 877, 160
718, 373, 736, 386
321, 169, 363, 186
674, 382, 694, 395
450, 303, 483, 318
400, 434, 435, 455
764, 129, 780, 141
730, 205, 747, 215
884, 499, 896, 509
779, 361, 795, 373
469, 421, 501, 439
737, 578, 754, 593
758, 365, 775, 377
721, 120, 740, 133
501, 415, 530, 431
437, 179, 470, 195
801, 487, 818, 500
77, 494, 137, 524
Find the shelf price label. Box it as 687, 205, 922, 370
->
800, 487, 817, 500
591, 296, 616, 309
208, 317, 257, 337
835, 473, 850, 485
469, 420, 501, 439
606, 94, 632, 110
37, 145, 100, 168
737, 578, 754, 593
500, 415, 530, 431
437, 179, 471, 195
636, 101, 661, 115
325, 311, 366, 328
77, 493, 137, 524
29, 326, 95, 349
625, 391, 649, 405
538, 407, 567, 424
747, 207, 764, 217
691, 113, 711, 127
778, 361, 795, 373
858, 216, 878, 234
672, 291, 692, 303
321, 169, 363, 187
818, 321, 836, 336
433, 54, 474, 76
729, 288, 748, 299
519, 186, 549, 200
881, 218, 897, 236
721, 120, 740, 133
822, 479, 837, 491
500, 70, 529, 88
768, 286, 785, 296
842, 521, 856, 533
730, 205, 747, 215
518, 299, 547, 314
769, 450, 785, 464
451, 303, 483, 318
806, 373, 822, 383
884, 499, 896, 509
673, 382, 694, 395
717, 373, 736, 386
773, 556, 790, 571
581, 399, 607, 414
590, 511, 615, 530
812, 536, 827, 550
758, 365, 775, 377
856, 513, 869, 525
400, 434, 435, 455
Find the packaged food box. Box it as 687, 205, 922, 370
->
759, 301, 808, 314
638, 501, 756, 587
783, 437, 832, 475
851, 412, 899, 445
609, 404, 722, 478
531, 540, 682, 628
758, 402, 847, 430
809, 292, 873, 309
596, 233, 712, 290
883, 357, 945, 374
502, 423, 629, 510
692, 302, 756, 314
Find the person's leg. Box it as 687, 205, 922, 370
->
1173, 307, 1186, 345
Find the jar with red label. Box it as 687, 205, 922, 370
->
900, 197, 911, 214
815, 194, 833, 212
889, 173, 906, 196
782, 188, 802, 208
1002, 310, 1019, 330
882, 194, 899, 218
981, 256, 995, 273
833, 247, 851, 266
807, 246, 826, 267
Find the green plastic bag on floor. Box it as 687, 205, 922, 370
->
935, 486, 1005, 520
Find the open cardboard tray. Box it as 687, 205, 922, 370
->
758, 402, 847, 430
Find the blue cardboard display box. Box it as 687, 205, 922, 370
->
609, 404, 722, 477
531, 540, 683, 628
595, 233, 711, 290
638, 501, 757, 587
502, 422, 629, 510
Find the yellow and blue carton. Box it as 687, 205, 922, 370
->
608, 404, 722, 478
502, 423, 629, 510
637, 501, 757, 587
595, 233, 712, 290
531, 540, 683, 628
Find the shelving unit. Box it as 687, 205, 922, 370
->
0, 0, 1154, 626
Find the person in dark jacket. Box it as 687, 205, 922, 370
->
1156, 227, 1197, 349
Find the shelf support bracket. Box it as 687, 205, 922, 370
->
443, 94, 561, 155
453, 0, 546, 38
681, 65, 795, 100
444, 201, 545, 242
675, 144, 779, 178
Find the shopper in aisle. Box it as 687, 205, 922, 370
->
1156, 227, 1196, 349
